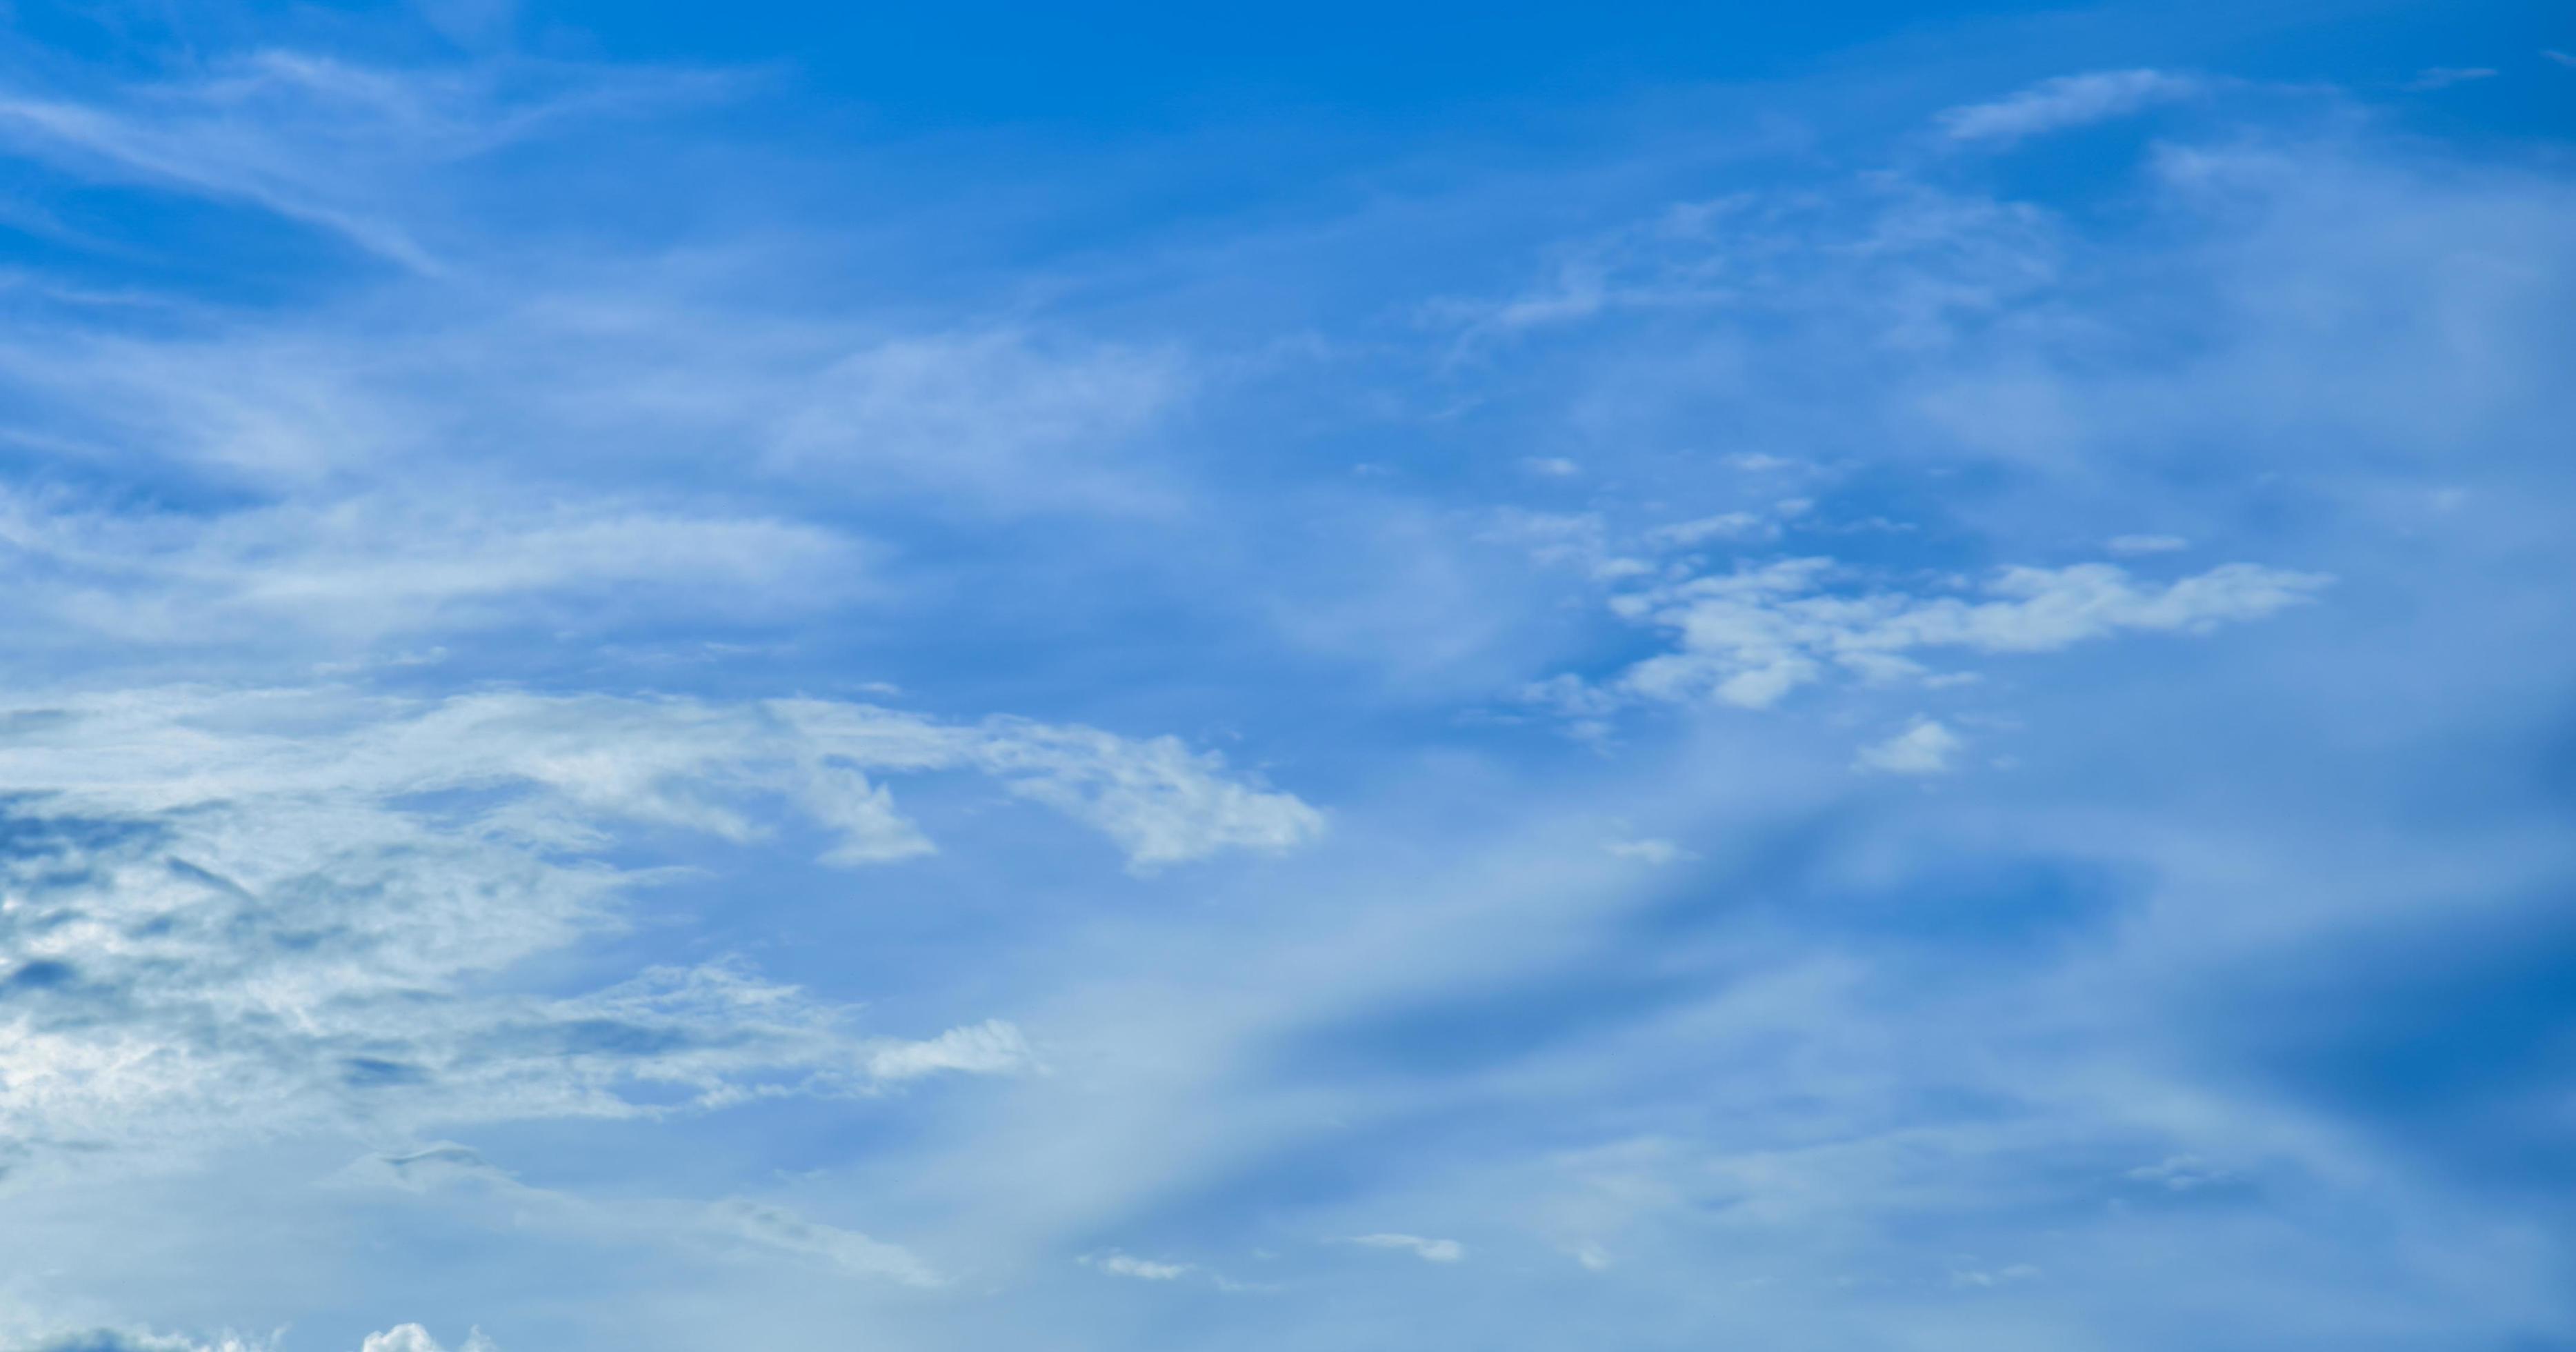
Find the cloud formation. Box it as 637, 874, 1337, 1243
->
0, 686, 1314, 1172
1936, 70, 2201, 145
0, 10, 2568, 1351
1584, 559, 2328, 711
1855, 717, 1965, 775
1345, 1233, 1466, 1263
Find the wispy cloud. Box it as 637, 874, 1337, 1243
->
0, 685, 1314, 1172
1935, 69, 2200, 146
2404, 66, 2499, 92
0, 14, 2569, 1352
1081, 1251, 1195, 1281
1566, 558, 2328, 713
0, 52, 731, 271
1344, 1233, 1466, 1263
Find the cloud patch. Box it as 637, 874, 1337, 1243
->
1344, 1233, 1466, 1263
1596, 558, 2328, 710
1937, 70, 2201, 146
1855, 718, 1965, 775
0, 686, 1315, 1172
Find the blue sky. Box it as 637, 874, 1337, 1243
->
0, 1, 2569, 1349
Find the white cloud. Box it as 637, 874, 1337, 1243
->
1854, 719, 1964, 776
0, 490, 867, 644
338, 1142, 942, 1289
1082, 1251, 1193, 1281
0, 687, 1317, 1171
3, 1333, 274, 1352
0, 53, 717, 272
1345, 1233, 1465, 1263
1595, 557, 2328, 710
1522, 456, 1581, 477
1646, 512, 1770, 547
2404, 67, 2498, 92
1605, 838, 1692, 865
1937, 70, 2199, 146
863, 1020, 1040, 1082
769, 330, 1185, 515
706, 1201, 943, 1288
356, 1327, 498, 1352
1949, 1262, 2041, 1289
2106, 533, 2190, 555
2125, 1154, 2236, 1191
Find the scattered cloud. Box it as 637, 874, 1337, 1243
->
1937, 70, 2200, 146
3, 1334, 274, 1352
1604, 837, 1693, 864
1949, 1262, 2041, 1289
1344, 1233, 1466, 1263
863, 1020, 1041, 1082
359, 1329, 496, 1352
2404, 67, 2499, 92
1592, 558, 2328, 710
337, 1143, 944, 1288
1646, 511, 1772, 547
706, 1201, 944, 1288
0, 21, 2564, 1352
0, 53, 722, 272
1855, 718, 1964, 775
0, 686, 1315, 1171
768, 330, 1188, 516
2124, 1155, 2237, 1191
1081, 1251, 1194, 1281
0, 490, 868, 644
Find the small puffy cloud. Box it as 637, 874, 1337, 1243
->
1855, 719, 1964, 776
355, 1329, 497, 1352
357, 1331, 441, 1352
1937, 70, 2199, 146
2547, 49, 2576, 68
1522, 456, 1581, 477
1346, 1233, 1466, 1263
863, 1020, 1039, 1082
2106, 534, 2189, 555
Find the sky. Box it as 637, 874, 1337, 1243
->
0, 1, 2569, 1349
